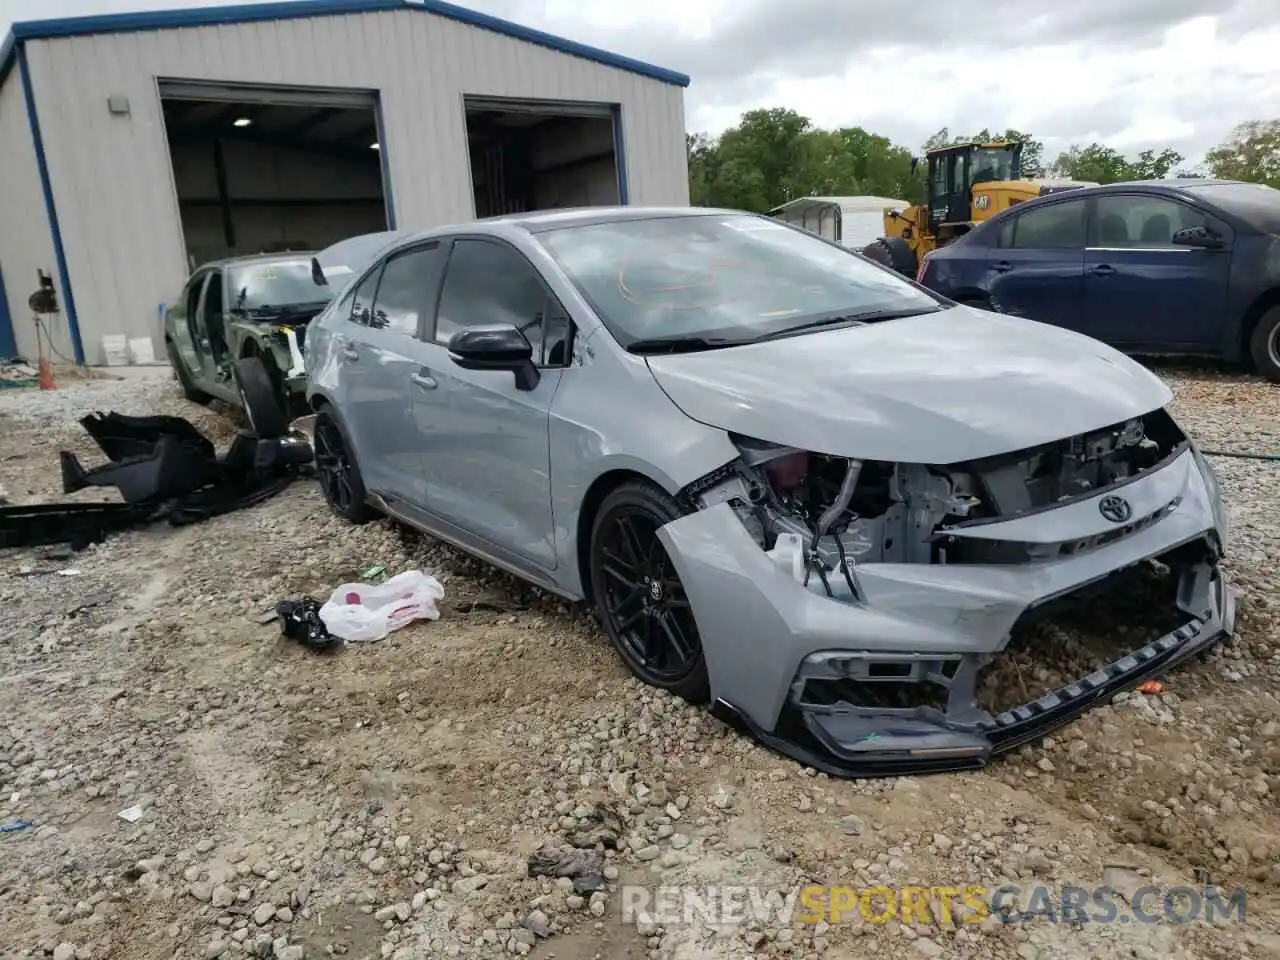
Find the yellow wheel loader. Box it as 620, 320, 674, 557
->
862, 141, 1096, 278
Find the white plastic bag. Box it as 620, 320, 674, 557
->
318, 570, 444, 643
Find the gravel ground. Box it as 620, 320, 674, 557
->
1, 365, 1278, 960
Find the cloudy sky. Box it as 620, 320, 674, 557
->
3, 0, 1278, 165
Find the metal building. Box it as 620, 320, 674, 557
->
0, 0, 691, 365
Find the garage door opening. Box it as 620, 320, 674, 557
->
160, 81, 390, 269
464, 97, 623, 218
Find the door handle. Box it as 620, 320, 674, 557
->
1090, 264, 1115, 276
992, 261, 1012, 273
339, 344, 360, 362
411, 372, 437, 391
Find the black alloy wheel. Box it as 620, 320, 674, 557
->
313, 409, 375, 524
590, 481, 709, 702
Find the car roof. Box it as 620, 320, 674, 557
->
200, 251, 317, 270
388, 206, 748, 245
970, 177, 1280, 235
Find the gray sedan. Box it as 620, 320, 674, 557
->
303, 206, 1234, 777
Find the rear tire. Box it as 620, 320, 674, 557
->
313, 406, 377, 524
589, 480, 709, 704
234, 355, 288, 439
862, 237, 918, 278
1248, 306, 1280, 384
166, 338, 212, 404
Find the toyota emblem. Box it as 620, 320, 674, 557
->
1098, 495, 1133, 524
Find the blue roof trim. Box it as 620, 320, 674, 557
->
0, 0, 690, 90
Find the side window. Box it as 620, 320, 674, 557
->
1094, 195, 1209, 248
369, 245, 439, 337
931, 157, 949, 200
996, 217, 1015, 248
1008, 200, 1086, 249
347, 265, 382, 326
435, 239, 571, 367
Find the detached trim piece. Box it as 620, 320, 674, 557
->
0, 0, 691, 90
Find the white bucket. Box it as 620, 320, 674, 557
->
128, 336, 156, 364
102, 335, 129, 367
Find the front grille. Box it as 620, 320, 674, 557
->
940, 496, 1181, 564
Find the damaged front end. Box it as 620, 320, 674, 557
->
659, 409, 1236, 777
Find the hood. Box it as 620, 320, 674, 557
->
644, 306, 1172, 464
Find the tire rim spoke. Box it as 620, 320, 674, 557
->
657, 611, 692, 662
600, 506, 700, 683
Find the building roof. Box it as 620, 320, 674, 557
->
769, 196, 910, 217
0, 0, 691, 91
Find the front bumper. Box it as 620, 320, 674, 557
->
657, 448, 1235, 777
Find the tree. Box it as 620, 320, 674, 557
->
1050, 143, 1183, 183
1205, 120, 1280, 187
685, 108, 920, 212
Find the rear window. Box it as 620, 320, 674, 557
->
1181, 182, 1280, 232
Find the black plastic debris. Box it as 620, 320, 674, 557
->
527, 848, 607, 894
0, 410, 313, 552
275, 596, 340, 650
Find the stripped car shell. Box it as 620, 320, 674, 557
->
652, 324, 1235, 774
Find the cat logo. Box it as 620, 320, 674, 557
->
975, 194, 991, 211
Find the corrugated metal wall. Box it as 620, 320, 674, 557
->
21, 8, 690, 363
0, 66, 58, 362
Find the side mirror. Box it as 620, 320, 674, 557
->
1171, 225, 1224, 249
448, 323, 540, 391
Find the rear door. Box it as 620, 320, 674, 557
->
337, 242, 446, 504
984, 197, 1087, 330
1080, 193, 1232, 350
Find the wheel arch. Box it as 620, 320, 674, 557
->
1238, 287, 1280, 364
574, 467, 674, 605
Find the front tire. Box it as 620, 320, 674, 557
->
589, 481, 709, 703
862, 236, 918, 278
313, 407, 377, 524
1248, 306, 1280, 383
234, 355, 288, 439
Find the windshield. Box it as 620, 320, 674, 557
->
536, 214, 940, 346
971, 147, 1017, 183
228, 260, 329, 311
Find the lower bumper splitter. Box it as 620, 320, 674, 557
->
711, 573, 1236, 779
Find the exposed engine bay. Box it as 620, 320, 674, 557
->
682, 409, 1188, 597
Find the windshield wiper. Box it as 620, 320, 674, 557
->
751, 306, 940, 343
626, 336, 740, 355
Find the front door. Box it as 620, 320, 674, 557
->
410, 237, 568, 569
985, 197, 1088, 331
170, 270, 210, 377
1080, 193, 1232, 350
193, 268, 225, 381
337, 243, 445, 504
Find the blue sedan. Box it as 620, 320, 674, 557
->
917, 179, 1280, 382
